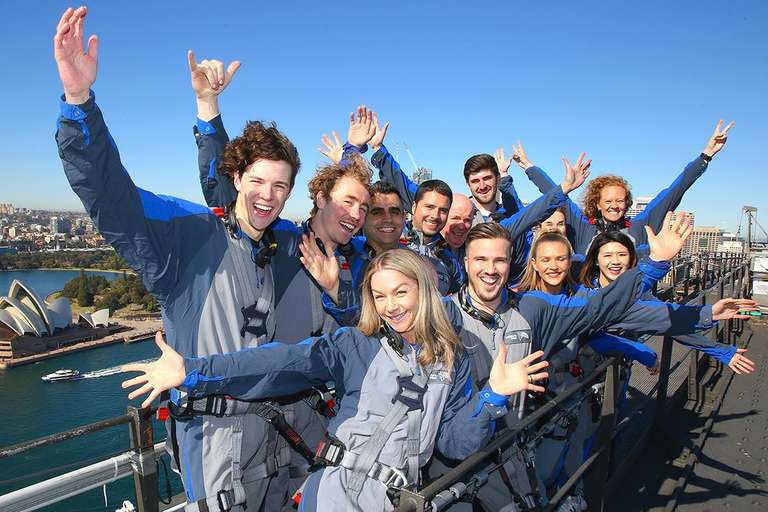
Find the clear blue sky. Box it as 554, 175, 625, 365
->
2, 1, 766, 233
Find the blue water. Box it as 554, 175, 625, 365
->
0, 270, 182, 511
0, 269, 125, 299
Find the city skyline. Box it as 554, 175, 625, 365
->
1, 2, 766, 232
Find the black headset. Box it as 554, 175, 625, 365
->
457, 285, 497, 325
222, 203, 278, 269
379, 324, 405, 358
592, 216, 630, 233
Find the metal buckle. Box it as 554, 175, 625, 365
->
216, 489, 233, 512
315, 435, 345, 466
210, 397, 227, 418
382, 466, 409, 490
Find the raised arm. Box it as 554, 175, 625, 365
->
629, 120, 734, 252
370, 121, 419, 212
494, 148, 523, 216
499, 152, 591, 240
55, 7, 219, 304
189, 53, 241, 207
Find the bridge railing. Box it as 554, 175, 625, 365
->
394, 253, 751, 512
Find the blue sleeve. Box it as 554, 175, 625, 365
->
183, 327, 355, 399
371, 145, 418, 213
498, 175, 523, 216
671, 334, 737, 364
194, 115, 237, 208
516, 258, 670, 354
606, 299, 716, 335
588, 331, 657, 367
499, 184, 568, 240
57, 93, 221, 305
442, 250, 464, 295
628, 157, 708, 253
436, 351, 508, 459
525, 165, 595, 256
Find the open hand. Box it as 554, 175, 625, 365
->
646, 212, 693, 262
494, 148, 513, 176
369, 112, 389, 152
561, 152, 592, 194
511, 141, 533, 170
318, 131, 344, 164
712, 298, 760, 321
121, 332, 185, 409
347, 105, 376, 147
489, 347, 549, 396
729, 348, 756, 375
299, 232, 340, 302
54, 6, 98, 105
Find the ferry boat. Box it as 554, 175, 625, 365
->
41, 369, 83, 382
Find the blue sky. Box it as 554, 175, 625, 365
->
2, 1, 766, 232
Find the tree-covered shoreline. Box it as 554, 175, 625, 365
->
0, 249, 130, 271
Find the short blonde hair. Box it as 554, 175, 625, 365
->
357, 248, 462, 371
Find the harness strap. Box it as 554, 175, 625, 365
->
345, 335, 429, 509
185, 489, 236, 512
229, 234, 275, 344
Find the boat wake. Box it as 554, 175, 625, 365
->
81, 359, 157, 379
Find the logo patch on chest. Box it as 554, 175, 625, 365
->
504, 329, 531, 344
428, 369, 453, 385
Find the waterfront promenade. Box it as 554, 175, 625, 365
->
0, 318, 163, 369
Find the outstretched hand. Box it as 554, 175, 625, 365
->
318, 131, 344, 164
121, 332, 186, 409
188, 51, 241, 100
299, 232, 340, 302
702, 120, 734, 159
54, 6, 98, 105
488, 347, 549, 396
729, 348, 756, 375
646, 211, 693, 262
369, 112, 389, 152
494, 149, 513, 177
511, 141, 534, 170
561, 152, 592, 194
712, 298, 760, 321
347, 105, 376, 148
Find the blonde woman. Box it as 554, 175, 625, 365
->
122, 248, 549, 512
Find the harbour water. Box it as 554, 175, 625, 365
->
0, 270, 180, 511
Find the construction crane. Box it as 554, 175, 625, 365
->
403, 142, 430, 184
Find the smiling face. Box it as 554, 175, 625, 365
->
467, 169, 499, 208
531, 240, 571, 294
465, 237, 511, 307
370, 268, 419, 344
541, 210, 567, 235
364, 192, 405, 252
314, 176, 370, 248
598, 185, 628, 223
597, 241, 632, 287
412, 191, 451, 238
441, 194, 475, 249
233, 159, 293, 240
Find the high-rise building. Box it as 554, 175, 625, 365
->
685, 226, 723, 256
412, 167, 433, 185
49, 217, 72, 234
626, 196, 654, 219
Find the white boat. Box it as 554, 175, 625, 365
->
41, 369, 83, 382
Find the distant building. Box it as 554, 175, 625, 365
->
0, 279, 112, 360
626, 196, 654, 219
684, 226, 723, 257
718, 232, 746, 254
412, 167, 433, 185
50, 216, 72, 234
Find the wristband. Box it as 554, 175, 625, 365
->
700, 152, 712, 162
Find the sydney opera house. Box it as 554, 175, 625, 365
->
0, 279, 115, 360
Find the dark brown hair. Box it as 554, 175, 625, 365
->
218, 121, 301, 188
463, 154, 499, 182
